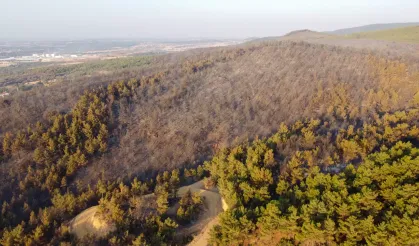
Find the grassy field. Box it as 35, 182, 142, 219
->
347, 25, 419, 43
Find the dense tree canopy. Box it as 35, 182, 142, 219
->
207, 109, 419, 245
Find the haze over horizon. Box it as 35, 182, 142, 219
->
1, 0, 419, 41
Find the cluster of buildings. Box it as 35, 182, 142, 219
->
32, 53, 64, 58
0, 54, 63, 62
0, 53, 79, 64
0, 54, 80, 63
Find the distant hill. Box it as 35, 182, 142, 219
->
329, 22, 419, 35
246, 25, 419, 59
347, 25, 419, 43
247, 29, 333, 43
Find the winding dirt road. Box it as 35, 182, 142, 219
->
69, 181, 227, 245
175, 181, 228, 246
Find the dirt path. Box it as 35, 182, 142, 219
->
187, 216, 221, 246
175, 181, 228, 246
69, 180, 227, 245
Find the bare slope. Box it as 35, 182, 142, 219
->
68, 206, 116, 239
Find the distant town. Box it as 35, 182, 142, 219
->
1, 53, 77, 62
0, 39, 244, 68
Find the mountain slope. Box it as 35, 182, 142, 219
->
329, 22, 419, 35
2, 38, 419, 245
348, 25, 419, 43
78, 41, 419, 184
2, 41, 419, 188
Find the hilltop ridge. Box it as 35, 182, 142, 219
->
329, 22, 419, 35
347, 25, 419, 43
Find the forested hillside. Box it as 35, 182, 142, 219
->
206, 111, 419, 245
1, 39, 419, 245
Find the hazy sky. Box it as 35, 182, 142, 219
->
1, 0, 418, 40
